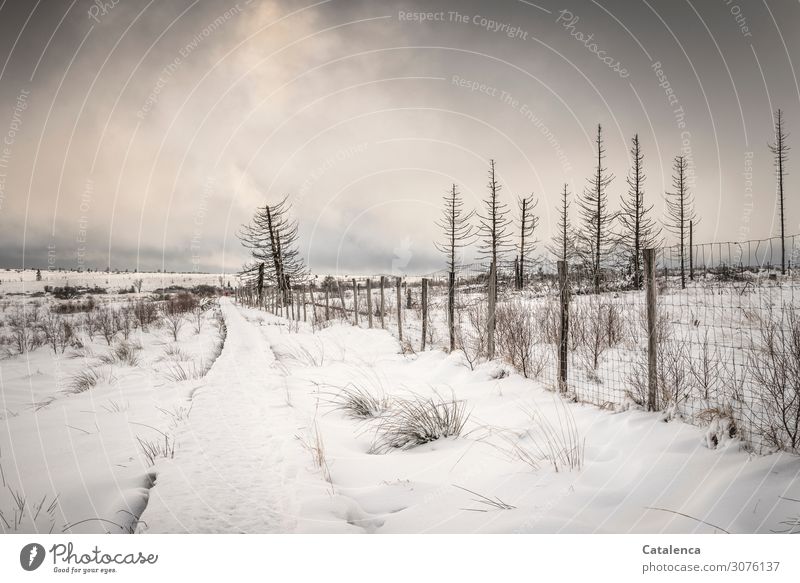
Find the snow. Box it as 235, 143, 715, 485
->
0, 290, 225, 533
2, 276, 798, 534
137, 299, 800, 533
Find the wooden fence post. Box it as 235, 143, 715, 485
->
689, 220, 694, 282
644, 248, 658, 411
421, 278, 428, 351
379, 276, 386, 328
337, 281, 346, 320
557, 260, 569, 394
352, 278, 359, 326
302, 285, 307, 322
396, 276, 403, 342
487, 262, 496, 359
325, 286, 330, 320
366, 278, 373, 328
448, 271, 455, 352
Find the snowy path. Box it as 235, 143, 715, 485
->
140, 299, 800, 534
141, 298, 304, 533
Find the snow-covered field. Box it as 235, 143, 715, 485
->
0, 277, 226, 533
0, 269, 230, 295
142, 299, 798, 533
2, 274, 799, 534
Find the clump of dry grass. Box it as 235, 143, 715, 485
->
162, 362, 202, 382
136, 434, 175, 466
369, 393, 470, 453
99, 341, 141, 367
297, 422, 332, 485
333, 384, 392, 419
505, 397, 585, 472
66, 368, 101, 394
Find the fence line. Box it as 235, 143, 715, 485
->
235, 234, 800, 455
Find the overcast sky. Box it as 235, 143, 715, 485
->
0, 0, 797, 275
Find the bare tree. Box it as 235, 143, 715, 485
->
435, 183, 474, 352
477, 159, 512, 359
664, 155, 696, 289
769, 108, 790, 275
577, 124, 615, 293
617, 134, 661, 289
514, 194, 539, 290
476, 159, 513, 269
548, 183, 577, 264
239, 195, 306, 305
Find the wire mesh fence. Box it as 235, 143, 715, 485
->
235, 234, 800, 455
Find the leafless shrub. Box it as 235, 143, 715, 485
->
658, 335, 692, 419
625, 308, 675, 408
171, 292, 198, 314
456, 303, 487, 370
688, 330, 726, 400
747, 303, 800, 453
39, 312, 73, 354
133, 300, 159, 330
495, 300, 548, 379
115, 307, 134, 340
7, 307, 43, 354
161, 299, 185, 341
83, 310, 98, 340
370, 393, 470, 453
535, 299, 560, 345
96, 308, 117, 345
572, 297, 624, 375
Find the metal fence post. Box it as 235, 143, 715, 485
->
557, 260, 569, 394
644, 248, 658, 411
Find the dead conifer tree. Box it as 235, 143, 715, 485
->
514, 194, 539, 290
664, 155, 696, 289
477, 159, 512, 359
769, 109, 790, 275
578, 124, 614, 293
617, 134, 661, 289
238, 195, 306, 305
435, 184, 475, 352
548, 184, 576, 264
